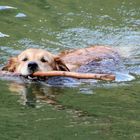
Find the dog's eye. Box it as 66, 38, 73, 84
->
40, 57, 48, 63
22, 57, 28, 61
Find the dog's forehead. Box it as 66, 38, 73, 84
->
18, 48, 53, 58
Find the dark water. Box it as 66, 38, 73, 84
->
0, 0, 140, 139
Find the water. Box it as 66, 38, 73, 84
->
0, 0, 140, 139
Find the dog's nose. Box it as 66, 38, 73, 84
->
28, 62, 38, 71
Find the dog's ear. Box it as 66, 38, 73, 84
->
2, 57, 18, 72
53, 57, 69, 71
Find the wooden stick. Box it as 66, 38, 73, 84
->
0, 70, 115, 81
32, 71, 115, 81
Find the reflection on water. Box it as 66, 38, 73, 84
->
0, 72, 134, 108
5, 76, 79, 108
7, 79, 55, 107
8, 79, 89, 110
17, 82, 58, 108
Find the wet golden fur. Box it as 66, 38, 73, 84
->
2, 46, 118, 75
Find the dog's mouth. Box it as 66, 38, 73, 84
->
22, 74, 41, 80
27, 75, 38, 80
24, 66, 39, 80
24, 72, 46, 81
21, 62, 47, 80
25, 69, 39, 80
26, 75, 46, 81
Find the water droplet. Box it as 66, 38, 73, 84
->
15, 13, 27, 18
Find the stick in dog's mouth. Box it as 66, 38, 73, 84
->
0, 70, 115, 81
32, 71, 115, 81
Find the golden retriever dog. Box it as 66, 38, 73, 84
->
1, 46, 120, 107
2, 45, 119, 75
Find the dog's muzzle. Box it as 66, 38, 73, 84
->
28, 61, 39, 73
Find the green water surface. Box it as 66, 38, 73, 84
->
0, 0, 140, 140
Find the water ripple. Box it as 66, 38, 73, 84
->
0, 6, 17, 10
0, 32, 9, 38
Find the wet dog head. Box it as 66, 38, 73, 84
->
2, 48, 69, 75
